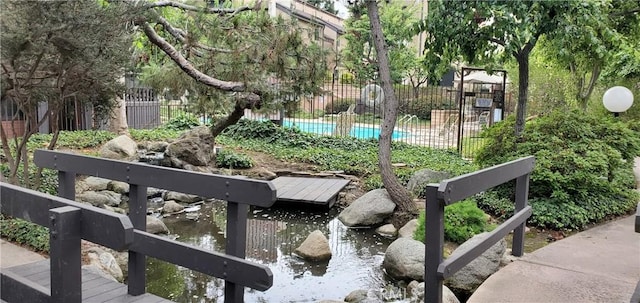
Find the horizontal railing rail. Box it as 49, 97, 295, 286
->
33, 149, 277, 302
0, 182, 134, 303
1, 183, 134, 250
425, 156, 535, 303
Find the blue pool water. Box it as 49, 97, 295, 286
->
282, 120, 407, 139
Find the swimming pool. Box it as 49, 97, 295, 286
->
282, 120, 407, 139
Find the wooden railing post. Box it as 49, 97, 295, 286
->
128, 184, 148, 296
424, 185, 444, 303
225, 201, 249, 303
49, 206, 82, 303
512, 173, 530, 257
57, 171, 76, 200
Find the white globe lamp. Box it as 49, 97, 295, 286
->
602, 86, 634, 117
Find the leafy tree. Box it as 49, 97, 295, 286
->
131, 0, 327, 137
365, 0, 417, 219
539, 1, 640, 111
342, 1, 419, 82
307, 0, 338, 15
1, 0, 132, 186
422, 0, 608, 135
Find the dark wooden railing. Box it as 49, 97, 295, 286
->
0, 182, 134, 302
32, 149, 277, 302
424, 156, 535, 303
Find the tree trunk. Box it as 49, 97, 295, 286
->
515, 51, 530, 137
109, 94, 130, 136
367, 0, 416, 216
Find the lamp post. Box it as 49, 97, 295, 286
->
602, 86, 634, 117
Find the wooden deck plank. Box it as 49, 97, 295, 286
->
6, 260, 49, 277
281, 178, 332, 200
303, 179, 349, 201
4, 261, 170, 303
272, 177, 308, 197
315, 179, 350, 202
272, 177, 350, 206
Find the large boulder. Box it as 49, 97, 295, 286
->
164, 191, 202, 203
108, 181, 130, 194
376, 224, 397, 238
407, 281, 460, 303
83, 177, 111, 191
338, 189, 396, 227
77, 190, 122, 207
162, 200, 185, 214
445, 232, 506, 294
146, 216, 169, 234
84, 247, 123, 282
294, 230, 332, 261
406, 169, 451, 196
164, 126, 215, 167
99, 135, 137, 160
398, 219, 419, 238
382, 238, 425, 281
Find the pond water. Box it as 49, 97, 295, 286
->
145, 202, 400, 302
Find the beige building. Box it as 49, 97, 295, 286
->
267, 0, 346, 70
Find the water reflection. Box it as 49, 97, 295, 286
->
146, 202, 394, 302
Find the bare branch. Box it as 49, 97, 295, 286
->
140, 21, 245, 92
146, 1, 252, 15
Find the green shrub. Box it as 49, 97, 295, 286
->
413, 200, 488, 244
0, 215, 49, 252
325, 98, 356, 114
130, 128, 181, 142
163, 113, 200, 130
340, 72, 355, 84
475, 111, 640, 230
223, 119, 280, 139
215, 149, 253, 169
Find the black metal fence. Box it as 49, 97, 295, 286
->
424, 156, 535, 303
21, 149, 278, 303
153, 78, 514, 157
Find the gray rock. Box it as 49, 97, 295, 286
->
406, 169, 451, 196
165, 126, 215, 167
344, 289, 382, 303
407, 281, 460, 303
376, 224, 397, 238
108, 181, 130, 194
147, 141, 169, 152
445, 232, 506, 294
399, 219, 419, 238
294, 230, 332, 261
163, 191, 201, 203
318, 301, 345, 303
162, 200, 184, 214
338, 189, 396, 227
85, 247, 123, 282
77, 190, 122, 207
146, 216, 169, 234
99, 135, 137, 160
84, 176, 111, 191
382, 238, 425, 281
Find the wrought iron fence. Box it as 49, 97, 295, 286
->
152, 79, 513, 156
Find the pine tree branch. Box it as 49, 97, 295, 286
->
145, 1, 252, 15
140, 21, 245, 92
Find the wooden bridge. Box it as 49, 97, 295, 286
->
1, 149, 535, 303
1, 150, 277, 303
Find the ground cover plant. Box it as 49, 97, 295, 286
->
475, 111, 640, 230
219, 119, 477, 189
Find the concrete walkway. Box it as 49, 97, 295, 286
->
0, 239, 46, 269
469, 158, 640, 303
468, 215, 640, 303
